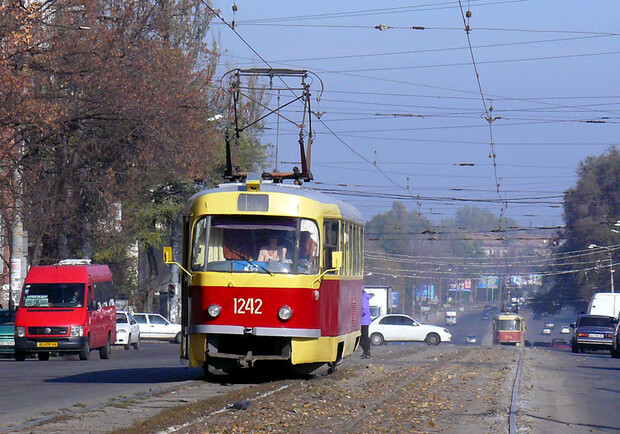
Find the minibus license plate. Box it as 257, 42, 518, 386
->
0, 340, 12, 346
37, 342, 58, 348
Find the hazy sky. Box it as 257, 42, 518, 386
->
208, 1, 620, 229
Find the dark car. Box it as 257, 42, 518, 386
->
571, 314, 617, 355
551, 338, 570, 350
612, 321, 620, 359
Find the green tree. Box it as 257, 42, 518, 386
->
548, 147, 620, 310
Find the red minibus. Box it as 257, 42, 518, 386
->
14, 259, 116, 361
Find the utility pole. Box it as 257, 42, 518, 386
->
10, 161, 26, 309
588, 244, 615, 293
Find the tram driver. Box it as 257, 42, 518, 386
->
258, 237, 287, 262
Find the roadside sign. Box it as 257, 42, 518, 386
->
391, 291, 399, 309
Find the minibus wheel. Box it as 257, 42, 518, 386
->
99, 337, 111, 359
79, 340, 90, 360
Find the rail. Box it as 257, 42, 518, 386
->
509, 346, 525, 433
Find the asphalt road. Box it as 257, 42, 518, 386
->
0, 342, 203, 430
442, 308, 493, 346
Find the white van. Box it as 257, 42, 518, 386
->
445, 311, 457, 325
587, 293, 620, 319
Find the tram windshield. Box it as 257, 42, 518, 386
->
498, 318, 521, 331
191, 215, 320, 275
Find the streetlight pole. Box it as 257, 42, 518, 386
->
607, 249, 615, 294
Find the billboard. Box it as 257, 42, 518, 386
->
478, 276, 499, 289
415, 284, 435, 299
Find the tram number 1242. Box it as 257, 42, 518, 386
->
233, 298, 263, 315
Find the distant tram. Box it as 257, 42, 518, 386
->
167, 175, 364, 375
492, 313, 526, 346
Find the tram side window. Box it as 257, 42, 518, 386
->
350, 224, 363, 276
323, 220, 339, 273
300, 219, 320, 274
334, 221, 364, 277
191, 218, 209, 271
342, 222, 350, 276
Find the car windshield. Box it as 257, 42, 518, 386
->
0, 310, 16, 325
116, 313, 128, 324
191, 215, 320, 275
21, 283, 86, 308
578, 316, 614, 327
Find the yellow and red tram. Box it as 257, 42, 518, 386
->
492, 313, 526, 346
171, 175, 364, 375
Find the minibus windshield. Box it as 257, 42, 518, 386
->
21, 283, 86, 308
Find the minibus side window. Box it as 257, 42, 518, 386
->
87, 285, 96, 310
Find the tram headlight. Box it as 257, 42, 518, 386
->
207, 304, 222, 318
278, 306, 293, 321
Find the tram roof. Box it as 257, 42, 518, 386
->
189, 180, 364, 223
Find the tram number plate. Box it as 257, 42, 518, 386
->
37, 342, 58, 348
233, 298, 263, 315
589, 333, 604, 338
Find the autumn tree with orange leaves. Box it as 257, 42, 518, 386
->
0, 0, 269, 302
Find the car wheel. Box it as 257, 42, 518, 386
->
132, 335, 140, 350
175, 332, 182, 344
425, 333, 441, 345
38, 352, 50, 361
611, 348, 620, 358
370, 333, 384, 346
15, 351, 27, 362
99, 337, 111, 359
79, 339, 91, 360
571, 342, 579, 353
124, 336, 131, 350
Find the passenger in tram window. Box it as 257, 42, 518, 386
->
258, 237, 287, 262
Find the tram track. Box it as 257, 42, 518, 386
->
509, 346, 525, 434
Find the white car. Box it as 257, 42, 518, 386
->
133, 313, 182, 343
115, 311, 140, 350
560, 325, 571, 334
368, 314, 452, 346
541, 327, 551, 335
